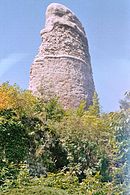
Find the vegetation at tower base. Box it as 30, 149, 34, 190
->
0, 83, 129, 194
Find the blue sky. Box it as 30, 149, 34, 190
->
0, 0, 129, 112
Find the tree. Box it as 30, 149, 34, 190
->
0, 109, 29, 163
88, 91, 100, 116
0, 82, 38, 117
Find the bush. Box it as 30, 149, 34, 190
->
1, 186, 68, 195
0, 84, 129, 194
0, 109, 29, 164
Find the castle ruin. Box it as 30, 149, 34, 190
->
29, 3, 95, 108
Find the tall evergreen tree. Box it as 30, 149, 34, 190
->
88, 91, 100, 116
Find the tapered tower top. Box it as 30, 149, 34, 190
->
41, 3, 85, 37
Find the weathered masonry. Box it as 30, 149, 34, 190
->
29, 3, 95, 108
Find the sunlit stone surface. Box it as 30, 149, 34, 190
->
29, 3, 95, 108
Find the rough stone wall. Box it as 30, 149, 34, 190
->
29, 3, 95, 108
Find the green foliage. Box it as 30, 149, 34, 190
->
44, 98, 65, 121
88, 91, 100, 116
0, 163, 30, 190
40, 172, 79, 193
38, 171, 112, 194
0, 109, 29, 163
1, 171, 123, 195
0, 83, 129, 194
0, 82, 38, 117
1, 186, 68, 195
120, 91, 130, 111
28, 126, 68, 176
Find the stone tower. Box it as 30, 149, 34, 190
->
29, 3, 95, 108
